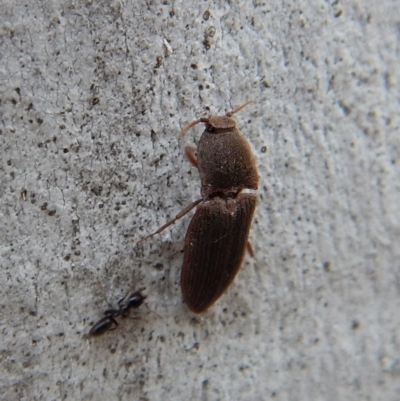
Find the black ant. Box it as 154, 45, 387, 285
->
88, 288, 146, 337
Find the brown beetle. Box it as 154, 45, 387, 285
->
140, 101, 258, 313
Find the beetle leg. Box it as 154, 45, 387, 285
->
246, 241, 255, 257
185, 145, 199, 169
138, 198, 203, 244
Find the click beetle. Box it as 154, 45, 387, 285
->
140, 101, 258, 313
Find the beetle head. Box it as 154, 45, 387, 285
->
178, 100, 253, 137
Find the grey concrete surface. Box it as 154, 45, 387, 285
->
1, 0, 399, 400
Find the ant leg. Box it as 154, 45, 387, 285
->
108, 317, 119, 331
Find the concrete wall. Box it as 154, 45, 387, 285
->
1, 0, 399, 399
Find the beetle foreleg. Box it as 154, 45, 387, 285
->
185, 145, 199, 169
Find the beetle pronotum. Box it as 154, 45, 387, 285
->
140, 101, 258, 313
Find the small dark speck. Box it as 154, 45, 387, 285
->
154, 262, 164, 270
351, 320, 360, 330
36, 117, 43, 125
7, 160, 12, 165
110, 348, 117, 354
99, 203, 104, 208
11, 98, 17, 105
91, 186, 103, 196
169, 10, 175, 17
203, 38, 211, 50
136, 133, 141, 137
155, 55, 163, 69
40, 202, 48, 210
203, 10, 211, 20
47, 210, 56, 216
63, 254, 71, 262
334, 10, 342, 18
261, 146, 267, 153
323, 261, 331, 272
191, 63, 198, 69
29, 310, 37, 316
63, 148, 69, 153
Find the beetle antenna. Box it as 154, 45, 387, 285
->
178, 117, 210, 137
178, 119, 201, 137
226, 100, 253, 117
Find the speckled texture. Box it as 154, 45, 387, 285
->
1, 1, 399, 400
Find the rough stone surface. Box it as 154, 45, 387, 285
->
1, 1, 399, 400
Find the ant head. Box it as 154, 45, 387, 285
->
122, 288, 147, 312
